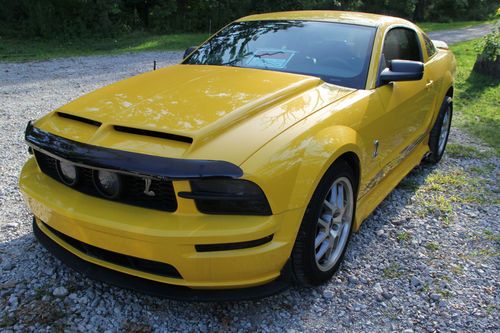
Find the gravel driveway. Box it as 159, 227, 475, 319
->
1, 30, 499, 332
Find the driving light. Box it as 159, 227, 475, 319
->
180, 179, 272, 215
93, 170, 121, 199
56, 160, 78, 186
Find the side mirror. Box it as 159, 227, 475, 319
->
380, 60, 424, 84
183, 46, 197, 59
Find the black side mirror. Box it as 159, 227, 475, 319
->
183, 46, 197, 59
380, 60, 424, 84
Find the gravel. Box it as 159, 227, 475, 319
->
1, 50, 499, 332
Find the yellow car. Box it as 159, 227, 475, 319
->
19, 11, 456, 300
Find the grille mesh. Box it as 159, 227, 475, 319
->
34, 150, 178, 212
41, 221, 181, 278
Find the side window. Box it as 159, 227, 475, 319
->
382, 28, 422, 63
423, 33, 437, 59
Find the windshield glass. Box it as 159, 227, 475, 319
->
183, 20, 376, 89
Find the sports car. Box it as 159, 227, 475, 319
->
19, 11, 456, 300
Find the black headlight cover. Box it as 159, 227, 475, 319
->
179, 179, 272, 216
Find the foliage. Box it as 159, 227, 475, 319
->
0, 0, 498, 39
450, 39, 500, 154
475, 27, 499, 62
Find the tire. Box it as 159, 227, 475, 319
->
291, 159, 357, 286
425, 96, 452, 164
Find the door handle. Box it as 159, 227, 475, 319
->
426, 80, 434, 89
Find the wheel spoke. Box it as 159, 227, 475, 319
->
336, 184, 344, 211
330, 184, 338, 206
318, 217, 330, 230
315, 241, 331, 262
315, 231, 328, 249
323, 199, 335, 213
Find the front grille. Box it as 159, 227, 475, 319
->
34, 150, 178, 212
41, 221, 182, 279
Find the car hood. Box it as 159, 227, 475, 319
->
36, 65, 354, 165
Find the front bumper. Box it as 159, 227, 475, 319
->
20, 158, 304, 296
32, 218, 292, 301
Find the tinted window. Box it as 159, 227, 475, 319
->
184, 21, 377, 89
423, 33, 437, 59
382, 28, 421, 63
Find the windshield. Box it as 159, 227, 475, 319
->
183, 20, 376, 89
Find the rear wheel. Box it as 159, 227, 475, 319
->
426, 96, 452, 164
291, 160, 356, 285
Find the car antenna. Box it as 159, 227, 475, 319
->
153, 60, 157, 71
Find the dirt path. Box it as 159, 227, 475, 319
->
428, 23, 495, 44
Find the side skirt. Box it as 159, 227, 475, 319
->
353, 139, 429, 230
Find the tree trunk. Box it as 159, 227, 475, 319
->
413, 0, 426, 21
473, 55, 500, 78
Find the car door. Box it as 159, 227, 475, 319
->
374, 27, 435, 172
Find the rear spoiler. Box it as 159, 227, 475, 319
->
432, 40, 449, 50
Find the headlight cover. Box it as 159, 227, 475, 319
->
179, 179, 272, 216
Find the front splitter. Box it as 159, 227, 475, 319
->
33, 218, 292, 301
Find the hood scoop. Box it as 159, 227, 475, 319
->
113, 126, 193, 144
57, 112, 101, 127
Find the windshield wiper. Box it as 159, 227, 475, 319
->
254, 51, 285, 58
219, 50, 286, 68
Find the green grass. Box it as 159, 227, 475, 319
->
425, 242, 440, 252
0, 32, 208, 62
417, 20, 496, 32
446, 143, 493, 159
397, 231, 411, 241
450, 39, 500, 154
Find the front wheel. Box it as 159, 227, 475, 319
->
291, 160, 356, 286
426, 96, 452, 164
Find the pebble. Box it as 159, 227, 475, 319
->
411, 277, 423, 287
53, 286, 68, 297
323, 290, 334, 299
373, 283, 384, 294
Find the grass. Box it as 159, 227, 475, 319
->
0, 32, 208, 62
446, 143, 493, 159
382, 263, 404, 279
397, 231, 411, 241
450, 39, 500, 154
417, 20, 496, 32
425, 242, 440, 252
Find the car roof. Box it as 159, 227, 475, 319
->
238, 10, 414, 29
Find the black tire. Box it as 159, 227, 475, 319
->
291, 159, 357, 286
425, 96, 453, 164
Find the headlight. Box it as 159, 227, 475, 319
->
93, 170, 122, 199
179, 179, 272, 216
56, 160, 78, 186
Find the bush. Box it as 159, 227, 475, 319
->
473, 28, 499, 77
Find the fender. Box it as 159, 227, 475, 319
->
241, 123, 365, 215
428, 60, 455, 130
